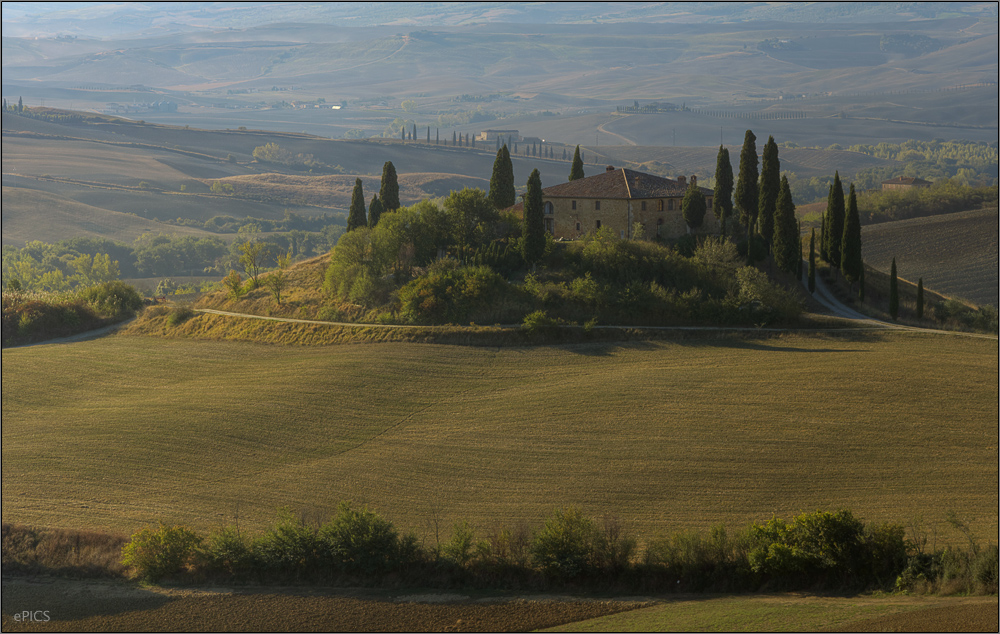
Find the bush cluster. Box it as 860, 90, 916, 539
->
322, 199, 801, 328
114, 506, 996, 595
2, 281, 144, 347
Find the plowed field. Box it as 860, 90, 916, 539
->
862, 208, 999, 307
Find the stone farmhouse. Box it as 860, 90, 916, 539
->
881, 176, 931, 190
515, 166, 717, 240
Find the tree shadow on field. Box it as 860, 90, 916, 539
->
0, 578, 173, 625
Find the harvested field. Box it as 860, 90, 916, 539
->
2, 333, 997, 545
862, 208, 999, 307
834, 601, 999, 632
0, 578, 644, 633
545, 594, 999, 633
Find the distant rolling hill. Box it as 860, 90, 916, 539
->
862, 208, 999, 307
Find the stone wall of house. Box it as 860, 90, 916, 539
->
545, 195, 719, 240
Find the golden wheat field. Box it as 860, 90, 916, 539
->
2, 330, 996, 546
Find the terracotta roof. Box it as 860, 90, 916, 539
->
540, 168, 711, 199
881, 176, 931, 185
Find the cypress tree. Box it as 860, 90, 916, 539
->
916, 278, 924, 319
532, 142, 537, 156
808, 228, 816, 293
840, 183, 863, 283
820, 184, 831, 261
379, 161, 400, 212
412, 123, 417, 140
496, 137, 501, 151
713, 145, 733, 238
346, 178, 366, 231
569, 145, 585, 181
436, 128, 439, 144
402, 128, 406, 141
758, 136, 780, 249
682, 181, 707, 230
368, 194, 384, 228
514, 142, 518, 154
522, 168, 545, 267
825, 172, 845, 268
489, 145, 516, 210
18, 96, 23, 112
562, 148, 567, 160
471, 134, 475, 148
427, 126, 431, 142
889, 257, 899, 320
772, 175, 799, 274
453, 131, 457, 145
734, 129, 759, 233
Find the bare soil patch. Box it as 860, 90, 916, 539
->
832, 601, 999, 632
0, 578, 644, 632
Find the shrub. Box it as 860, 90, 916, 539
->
200, 527, 251, 577
120, 524, 202, 581
166, 306, 194, 326
531, 507, 595, 580
252, 510, 325, 578
78, 281, 144, 319
443, 521, 477, 566
320, 502, 411, 576
398, 263, 511, 324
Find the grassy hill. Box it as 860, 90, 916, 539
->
862, 208, 1000, 307
2, 332, 996, 546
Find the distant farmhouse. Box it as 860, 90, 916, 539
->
514, 166, 717, 240
881, 176, 932, 191
476, 129, 521, 143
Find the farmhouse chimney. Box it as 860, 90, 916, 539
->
677, 175, 686, 186
690, 175, 697, 187
606, 165, 615, 172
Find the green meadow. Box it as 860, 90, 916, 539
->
2, 331, 996, 545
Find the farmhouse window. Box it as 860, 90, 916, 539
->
576, 222, 581, 231
641, 201, 647, 211
657, 218, 664, 226
596, 220, 602, 229
658, 200, 664, 212
571, 200, 577, 210
595, 200, 601, 211
544, 201, 554, 215
668, 199, 675, 211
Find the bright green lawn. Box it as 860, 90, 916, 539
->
2, 331, 997, 544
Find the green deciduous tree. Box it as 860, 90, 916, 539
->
522, 168, 546, 266
444, 188, 498, 262
682, 181, 707, 230
713, 145, 734, 238
236, 224, 271, 288
569, 145, 585, 181
489, 144, 516, 210
772, 175, 799, 274
379, 161, 400, 212
825, 172, 845, 267
368, 194, 384, 229
224, 269, 245, 300
346, 178, 367, 232
840, 183, 863, 283
758, 135, 780, 248
889, 257, 899, 320
735, 130, 759, 233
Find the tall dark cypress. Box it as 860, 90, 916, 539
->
758, 136, 780, 248
889, 257, 899, 320
840, 183, 863, 283
453, 131, 457, 145
772, 175, 799, 274
379, 161, 400, 212
820, 184, 831, 261
713, 145, 733, 238
436, 128, 439, 144
808, 228, 816, 293
427, 126, 431, 142
522, 169, 546, 266
825, 171, 845, 268
489, 144, 516, 210
346, 178, 366, 231
368, 194, 384, 228
734, 130, 759, 233
412, 123, 417, 141
916, 278, 924, 318
569, 145, 585, 181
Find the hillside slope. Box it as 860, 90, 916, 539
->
862, 208, 999, 307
